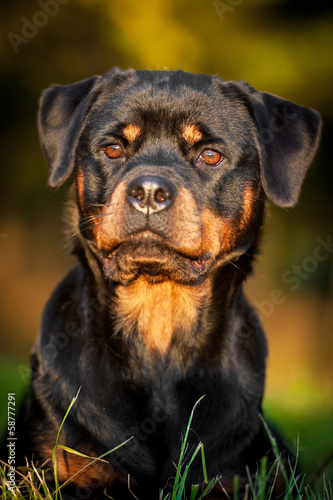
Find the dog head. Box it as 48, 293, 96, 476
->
39, 68, 321, 285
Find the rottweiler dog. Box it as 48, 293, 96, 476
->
15, 69, 321, 498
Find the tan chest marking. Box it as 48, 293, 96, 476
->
114, 278, 209, 353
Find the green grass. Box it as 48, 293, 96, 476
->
1, 394, 333, 500
164, 396, 221, 500
1, 360, 332, 498
2, 460, 331, 500
263, 394, 333, 481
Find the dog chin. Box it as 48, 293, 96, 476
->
101, 241, 212, 285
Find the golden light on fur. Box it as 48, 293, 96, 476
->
76, 167, 85, 209
39, 444, 117, 489
239, 184, 255, 230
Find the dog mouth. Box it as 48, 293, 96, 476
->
100, 232, 212, 284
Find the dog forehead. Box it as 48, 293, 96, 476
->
94, 71, 215, 120
88, 70, 253, 138
103, 68, 216, 94
134, 69, 214, 91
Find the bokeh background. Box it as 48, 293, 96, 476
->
1, 0, 332, 482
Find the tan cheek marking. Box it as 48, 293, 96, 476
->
200, 185, 256, 256
239, 184, 255, 230
182, 124, 202, 145
114, 279, 209, 354
76, 168, 85, 209
93, 181, 128, 251
123, 124, 141, 142
200, 208, 233, 256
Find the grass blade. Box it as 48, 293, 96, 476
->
260, 415, 289, 486
55, 445, 107, 462
233, 475, 239, 500
171, 396, 205, 500
176, 442, 203, 499
258, 455, 268, 500
52, 388, 81, 500
199, 476, 223, 499
200, 443, 208, 484
190, 484, 200, 500
58, 437, 134, 490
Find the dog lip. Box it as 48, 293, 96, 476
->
103, 246, 119, 259
102, 246, 119, 271
186, 257, 208, 272
100, 232, 212, 277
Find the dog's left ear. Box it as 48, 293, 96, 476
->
38, 76, 100, 189
237, 84, 322, 207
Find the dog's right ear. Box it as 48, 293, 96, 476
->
38, 76, 100, 189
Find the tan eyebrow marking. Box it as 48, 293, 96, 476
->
122, 124, 141, 142
182, 124, 202, 145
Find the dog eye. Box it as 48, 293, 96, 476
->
198, 150, 223, 166
104, 144, 125, 159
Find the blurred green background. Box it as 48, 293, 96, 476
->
0, 0, 332, 483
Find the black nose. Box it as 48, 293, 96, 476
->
127, 175, 176, 214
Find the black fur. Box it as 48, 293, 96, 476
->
3, 69, 321, 499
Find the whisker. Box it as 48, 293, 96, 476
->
61, 233, 80, 246
79, 216, 96, 226
79, 214, 108, 229
79, 221, 105, 233
229, 260, 246, 274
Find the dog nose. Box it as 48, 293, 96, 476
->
127, 175, 176, 214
